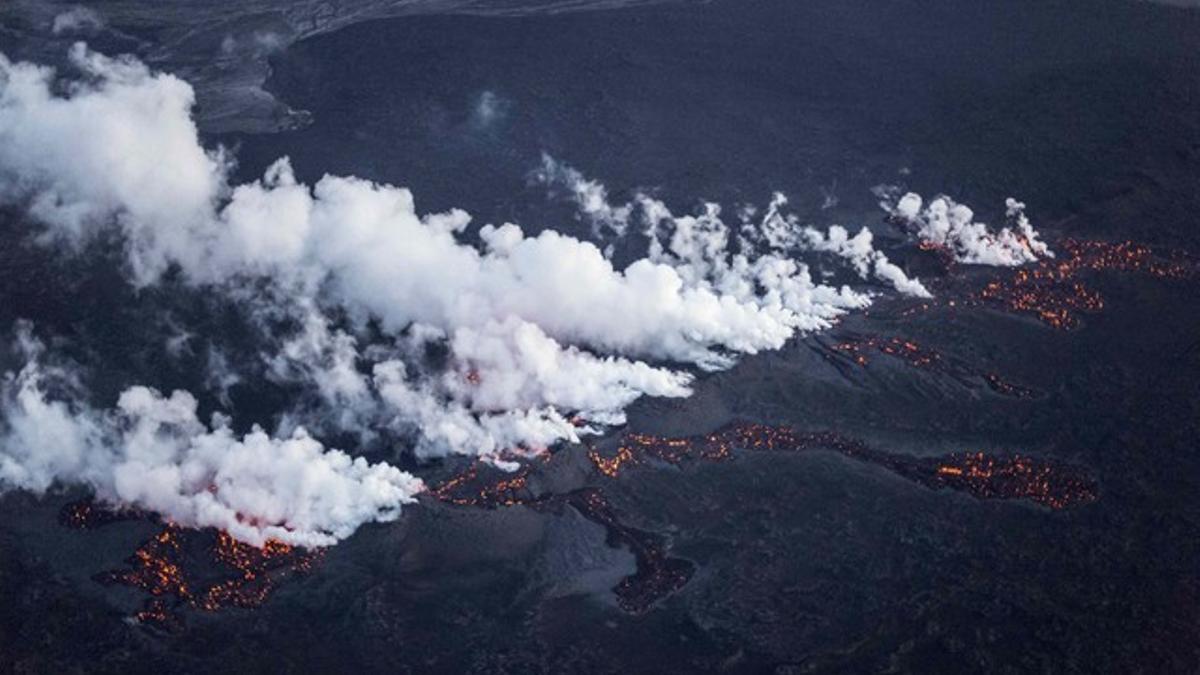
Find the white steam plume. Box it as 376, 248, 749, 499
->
0, 326, 423, 547
536, 166, 931, 298
51, 6, 106, 36
883, 191, 1052, 266
757, 192, 931, 298
533, 153, 631, 239
0, 46, 946, 541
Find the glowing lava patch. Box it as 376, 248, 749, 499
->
60, 499, 325, 628
590, 422, 1098, 509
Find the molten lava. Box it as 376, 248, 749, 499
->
893, 237, 1192, 330
429, 463, 533, 507
59, 499, 143, 529
63, 501, 326, 628
973, 238, 1189, 329
833, 336, 942, 368
819, 333, 1038, 399
591, 422, 1097, 509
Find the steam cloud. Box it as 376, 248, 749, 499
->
0, 45, 1001, 544
50, 6, 105, 35
535, 156, 932, 298
882, 191, 1052, 266
0, 325, 423, 547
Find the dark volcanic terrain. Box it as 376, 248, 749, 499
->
2, 0, 1200, 673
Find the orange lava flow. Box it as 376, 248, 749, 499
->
820, 333, 1038, 399
59, 499, 142, 529
895, 237, 1193, 329
588, 444, 636, 478
589, 422, 1098, 509
831, 336, 942, 368
196, 533, 321, 612
974, 238, 1192, 330
931, 451, 1097, 510
95, 523, 325, 628
429, 463, 532, 507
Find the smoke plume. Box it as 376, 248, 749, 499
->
0, 45, 1013, 544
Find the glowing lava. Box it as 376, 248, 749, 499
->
818, 333, 1038, 399
831, 336, 942, 368
927, 238, 1192, 329
929, 452, 1096, 510
591, 422, 1098, 509
429, 463, 533, 507
59, 499, 143, 529
62, 501, 326, 628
